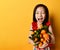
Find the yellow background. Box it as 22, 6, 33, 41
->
0, 0, 60, 50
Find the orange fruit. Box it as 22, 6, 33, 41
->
39, 42, 43, 47
41, 30, 46, 34
40, 34, 42, 38
43, 40, 46, 43
43, 33, 49, 40
40, 38, 44, 42
34, 38, 38, 42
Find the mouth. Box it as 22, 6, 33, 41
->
38, 18, 43, 20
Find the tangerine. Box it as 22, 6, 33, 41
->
40, 34, 43, 38
39, 42, 43, 47
43, 40, 46, 43
43, 33, 49, 40
41, 30, 46, 34
40, 38, 44, 42
34, 38, 38, 42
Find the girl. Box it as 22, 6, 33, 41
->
28, 4, 55, 50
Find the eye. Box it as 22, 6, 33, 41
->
42, 12, 45, 14
36, 12, 39, 14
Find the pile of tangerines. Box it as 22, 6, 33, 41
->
29, 24, 50, 47
39, 29, 49, 47
33, 29, 49, 47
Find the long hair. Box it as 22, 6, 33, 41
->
33, 4, 49, 25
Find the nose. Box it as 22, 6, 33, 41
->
39, 13, 42, 17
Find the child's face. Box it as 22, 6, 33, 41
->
35, 7, 46, 23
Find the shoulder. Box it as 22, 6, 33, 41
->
48, 25, 53, 34
46, 21, 53, 34
30, 21, 37, 30
32, 21, 37, 26
31, 21, 38, 30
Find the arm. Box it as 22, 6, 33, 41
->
48, 25, 55, 44
42, 25, 55, 48
46, 25, 55, 47
28, 25, 34, 45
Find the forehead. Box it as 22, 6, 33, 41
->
36, 7, 45, 12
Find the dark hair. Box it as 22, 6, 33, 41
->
33, 4, 49, 25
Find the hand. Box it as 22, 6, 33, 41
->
28, 39, 35, 45
39, 42, 48, 48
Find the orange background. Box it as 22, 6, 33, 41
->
0, 0, 60, 50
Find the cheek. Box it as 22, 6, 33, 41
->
35, 14, 38, 17
42, 14, 46, 19
35, 14, 38, 19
